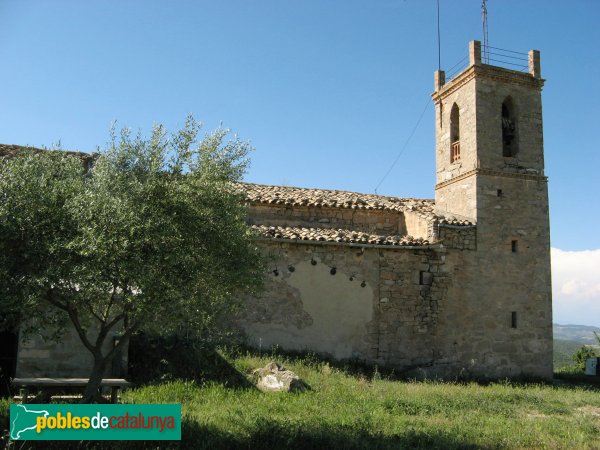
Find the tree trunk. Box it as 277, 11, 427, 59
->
81, 356, 108, 403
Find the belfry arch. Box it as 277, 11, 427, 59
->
502, 96, 518, 157
450, 103, 460, 162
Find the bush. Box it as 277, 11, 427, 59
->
572, 346, 596, 371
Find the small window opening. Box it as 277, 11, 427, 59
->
511, 240, 518, 253
511, 311, 518, 328
497, 189, 503, 197
502, 98, 518, 157
450, 103, 460, 163
419, 271, 432, 286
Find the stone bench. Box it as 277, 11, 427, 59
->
11, 377, 133, 403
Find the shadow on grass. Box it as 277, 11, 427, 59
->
3, 417, 480, 450
232, 344, 600, 391
128, 333, 254, 390
553, 372, 600, 389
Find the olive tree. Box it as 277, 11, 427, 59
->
0, 116, 264, 402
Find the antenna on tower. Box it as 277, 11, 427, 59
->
482, 0, 489, 63
436, 0, 441, 71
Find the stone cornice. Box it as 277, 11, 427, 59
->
435, 168, 548, 190
432, 64, 545, 102
475, 64, 545, 90
432, 66, 476, 102
257, 237, 444, 251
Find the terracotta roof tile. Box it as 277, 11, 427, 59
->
237, 182, 434, 213
0, 145, 473, 226
0, 144, 94, 161
237, 182, 473, 226
252, 225, 430, 246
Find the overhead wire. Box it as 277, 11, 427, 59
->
374, 97, 432, 194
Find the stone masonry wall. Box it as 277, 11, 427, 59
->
239, 240, 467, 374
375, 247, 451, 371
437, 225, 477, 250
246, 204, 405, 236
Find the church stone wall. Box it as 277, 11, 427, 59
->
475, 71, 545, 173
246, 204, 405, 236
238, 240, 479, 375
437, 224, 477, 250
403, 209, 431, 241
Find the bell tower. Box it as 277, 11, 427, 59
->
432, 41, 553, 379
433, 40, 545, 221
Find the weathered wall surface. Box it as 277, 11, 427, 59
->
467, 175, 551, 379
375, 247, 451, 369
16, 323, 127, 378
475, 70, 545, 173
403, 209, 431, 241
437, 224, 477, 250
246, 204, 406, 236
239, 239, 481, 375
430, 44, 552, 380
240, 241, 380, 360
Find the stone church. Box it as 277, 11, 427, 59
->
10, 40, 553, 381
235, 40, 552, 379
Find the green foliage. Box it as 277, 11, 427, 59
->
572, 346, 597, 371
554, 338, 585, 369
0, 116, 265, 397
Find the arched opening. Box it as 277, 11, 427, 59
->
450, 103, 460, 163
502, 97, 518, 157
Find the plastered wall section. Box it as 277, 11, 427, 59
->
240, 241, 380, 360
239, 238, 474, 374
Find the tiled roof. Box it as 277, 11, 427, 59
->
0, 144, 94, 161
0, 144, 41, 157
237, 182, 434, 212
238, 182, 473, 226
252, 225, 430, 246
0, 145, 472, 227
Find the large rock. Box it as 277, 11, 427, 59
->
253, 362, 307, 392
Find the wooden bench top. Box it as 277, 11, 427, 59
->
12, 378, 133, 387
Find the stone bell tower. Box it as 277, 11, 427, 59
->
432, 41, 553, 379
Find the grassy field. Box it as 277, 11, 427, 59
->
2, 349, 600, 449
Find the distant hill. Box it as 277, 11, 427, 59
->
553, 339, 585, 369
553, 324, 600, 370
553, 323, 600, 344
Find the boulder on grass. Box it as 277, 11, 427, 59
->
252, 362, 307, 393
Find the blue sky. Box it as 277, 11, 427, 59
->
1, 1, 598, 325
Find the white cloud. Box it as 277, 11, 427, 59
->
551, 247, 600, 326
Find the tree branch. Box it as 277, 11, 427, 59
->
44, 288, 69, 311
66, 305, 98, 356
94, 312, 125, 348
104, 284, 118, 321
104, 320, 138, 362
88, 303, 105, 324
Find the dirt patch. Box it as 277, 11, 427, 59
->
526, 411, 549, 419
577, 406, 600, 417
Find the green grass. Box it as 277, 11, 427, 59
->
3, 350, 600, 449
